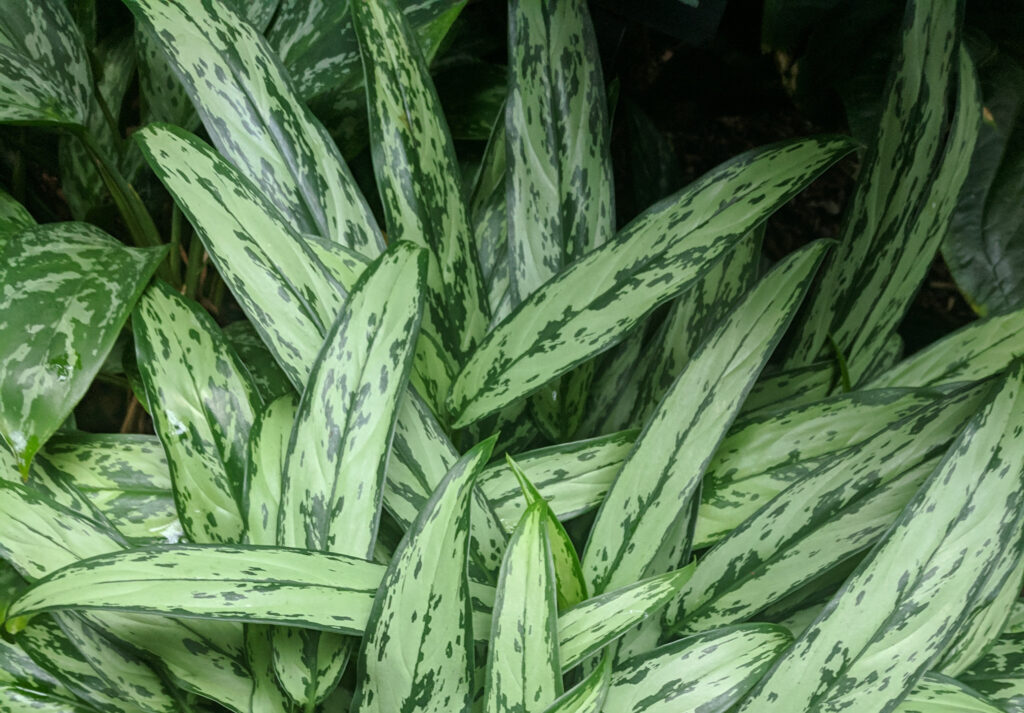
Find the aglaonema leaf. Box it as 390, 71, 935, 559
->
959, 632, 1024, 712
125, 0, 383, 253
0, 224, 164, 475
448, 136, 855, 426
351, 437, 496, 713
736, 362, 1024, 713
540, 655, 610, 713
483, 502, 561, 713
894, 674, 1004, 713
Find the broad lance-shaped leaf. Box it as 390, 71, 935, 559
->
506, 0, 613, 303
867, 306, 1024, 390
353, 0, 490, 415
541, 656, 610, 713
603, 625, 792, 713
133, 281, 259, 544
484, 503, 561, 713
736, 362, 1024, 713
33, 433, 180, 544
279, 243, 425, 556
583, 240, 829, 596
351, 437, 495, 713
135, 123, 349, 389
894, 674, 1004, 713
0, 0, 91, 126
506, 456, 588, 610
959, 632, 1024, 711
125, 0, 383, 253
0, 223, 164, 474
666, 380, 987, 636
786, 0, 980, 384
274, 244, 425, 708
449, 136, 855, 426
245, 394, 299, 547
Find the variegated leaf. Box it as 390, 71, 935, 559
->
126, 0, 383, 253
0, 223, 164, 474
223, 321, 294, 406
737, 363, 1024, 713
540, 655, 610, 713
895, 674, 1004, 713
449, 136, 855, 426
245, 394, 299, 547
786, 0, 980, 384
351, 438, 496, 713
603, 625, 791, 713
133, 281, 259, 544
960, 633, 1024, 712
33, 433, 180, 544
0, 0, 91, 126
484, 503, 561, 713
584, 241, 829, 596
669, 381, 987, 634
741, 361, 836, 415
352, 0, 490, 414
0, 188, 34, 243
867, 306, 1024, 389
6, 545, 384, 637
506, 0, 613, 303
243, 626, 291, 713
278, 243, 425, 557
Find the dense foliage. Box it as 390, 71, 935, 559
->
1, 1, 1023, 713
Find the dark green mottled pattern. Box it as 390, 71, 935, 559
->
278, 244, 425, 557
868, 306, 1024, 389
0, 224, 164, 474
34, 433, 180, 544
470, 117, 512, 322
669, 382, 987, 634
506, 0, 613, 303
484, 503, 561, 713
478, 430, 636, 530
540, 655, 610, 713
352, 0, 491, 414
449, 136, 855, 426
583, 241, 829, 597
0, 0, 91, 126
223, 321, 293, 406
894, 673, 1004, 713
136, 124, 348, 388
126, 0, 383, 254
960, 633, 1024, 712
351, 438, 495, 713
7, 545, 384, 636
738, 363, 1024, 713
787, 0, 978, 383
604, 625, 791, 713
133, 282, 259, 544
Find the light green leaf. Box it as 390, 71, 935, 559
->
584, 240, 829, 595
505, 456, 588, 611
449, 136, 855, 426
737, 363, 1024, 713
484, 503, 561, 713
0, 0, 91, 125
135, 123, 348, 389
279, 243, 425, 557
604, 625, 791, 713
353, 0, 491, 414
960, 632, 1024, 713
557, 565, 694, 670
540, 655, 610, 713
33, 433, 180, 544
223, 321, 293, 406
670, 381, 987, 634
867, 306, 1024, 389
895, 674, 1004, 713
245, 394, 299, 547
0, 223, 164, 474
506, 0, 613, 303
125, 0, 382, 253
133, 281, 259, 544
741, 361, 836, 415
786, 3, 981, 384
243, 626, 291, 713
351, 437, 496, 713
6, 545, 384, 638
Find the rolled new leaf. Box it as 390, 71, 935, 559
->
448, 136, 855, 426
